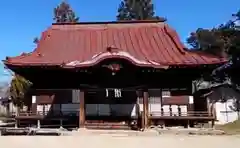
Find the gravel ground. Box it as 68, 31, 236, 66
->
0, 133, 239, 148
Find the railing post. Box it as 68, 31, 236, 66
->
15, 120, 18, 128
37, 120, 41, 129
161, 108, 164, 116
60, 119, 63, 129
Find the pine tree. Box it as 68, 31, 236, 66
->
53, 1, 79, 23
117, 0, 163, 21
10, 74, 32, 108
33, 37, 39, 45
33, 1, 79, 45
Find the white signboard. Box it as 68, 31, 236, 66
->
106, 89, 122, 98
32, 96, 36, 104
114, 89, 122, 98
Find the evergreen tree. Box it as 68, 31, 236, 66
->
117, 0, 163, 20
53, 1, 79, 23
187, 9, 240, 58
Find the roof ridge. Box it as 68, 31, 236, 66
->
52, 19, 166, 26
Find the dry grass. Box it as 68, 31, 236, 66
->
216, 119, 240, 134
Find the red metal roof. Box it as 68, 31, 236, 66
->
4, 20, 226, 68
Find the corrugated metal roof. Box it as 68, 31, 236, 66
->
4, 21, 226, 68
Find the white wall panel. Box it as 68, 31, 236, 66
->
171, 105, 178, 116
215, 99, 239, 124
180, 105, 187, 116
37, 105, 43, 115
149, 97, 161, 113
162, 105, 170, 115
37, 104, 51, 115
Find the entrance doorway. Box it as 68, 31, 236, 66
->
85, 89, 138, 122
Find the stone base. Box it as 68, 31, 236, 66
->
77, 127, 87, 132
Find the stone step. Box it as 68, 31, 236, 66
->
85, 122, 131, 130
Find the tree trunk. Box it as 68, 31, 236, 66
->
6, 102, 10, 117
237, 100, 240, 119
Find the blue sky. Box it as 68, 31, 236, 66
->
0, 0, 239, 83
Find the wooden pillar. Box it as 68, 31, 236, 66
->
79, 90, 85, 128
211, 103, 216, 128
141, 111, 144, 130
160, 89, 164, 116
207, 98, 211, 116
213, 103, 216, 117
143, 90, 149, 129
206, 98, 215, 128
